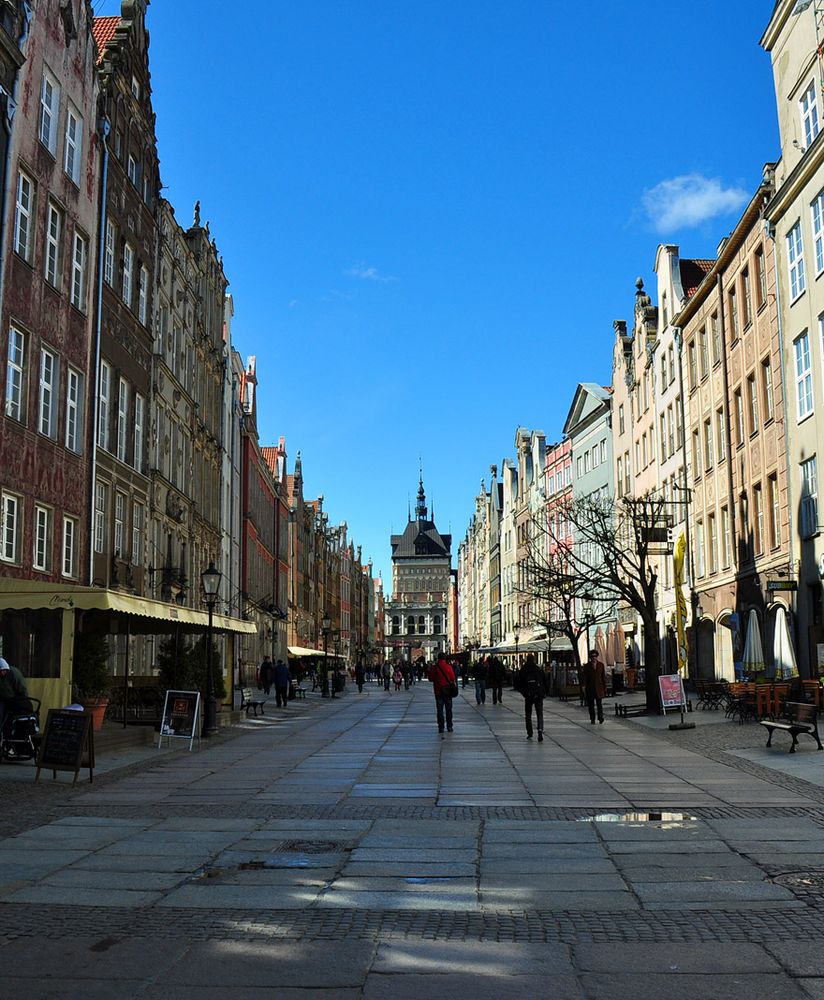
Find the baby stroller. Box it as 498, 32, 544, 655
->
0, 698, 42, 762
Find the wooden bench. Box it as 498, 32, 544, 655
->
240, 687, 267, 717
760, 701, 823, 753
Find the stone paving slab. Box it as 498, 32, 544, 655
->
363, 973, 584, 998
572, 941, 782, 972
576, 974, 808, 999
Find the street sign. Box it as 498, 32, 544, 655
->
767, 580, 797, 592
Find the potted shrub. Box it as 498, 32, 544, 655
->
72, 631, 112, 731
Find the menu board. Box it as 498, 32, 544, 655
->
658, 673, 686, 712
35, 710, 94, 785
158, 690, 201, 751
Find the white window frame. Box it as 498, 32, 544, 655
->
769, 474, 780, 549
98, 360, 111, 450
45, 201, 62, 288
138, 265, 148, 325
38, 347, 57, 438
795, 331, 814, 421
1, 491, 20, 563
812, 189, 824, 276
127, 152, 139, 188
104, 220, 116, 286
62, 516, 76, 578
133, 392, 144, 471
13, 171, 34, 260
131, 502, 143, 564
116, 377, 129, 463
114, 491, 125, 556
5, 326, 25, 421
65, 367, 82, 453
801, 456, 819, 539
721, 505, 731, 569
788, 220, 806, 302
39, 68, 60, 154
63, 104, 82, 185
800, 79, 821, 149
33, 504, 50, 572
71, 231, 88, 311
122, 243, 134, 306
94, 480, 107, 553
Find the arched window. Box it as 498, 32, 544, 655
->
433, 615, 442, 634
391, 615, 399, 636
418, 616, 426, 634
407, 618, 415, 634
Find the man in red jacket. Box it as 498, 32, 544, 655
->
428, 654, 457, 736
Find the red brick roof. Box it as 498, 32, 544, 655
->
92, 16, 120, 63
261, 447, 278, 473
680, 258, 715, 299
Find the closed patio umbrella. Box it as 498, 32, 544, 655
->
605, 625, 616, 666
595, 626, 608, 663
614, 622, 626, 664
773, 606, 798, 681
742, 609, 765, 679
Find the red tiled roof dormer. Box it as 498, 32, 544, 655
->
680, 258, 715, 299
92, 16, 120, 64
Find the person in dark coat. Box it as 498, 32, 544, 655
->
582, 650, 606, 724
489, 656, 505, 704
428, 654, 457, 736
517, 654, 547, 741
273, 659, 291, 708
474, 656, 488, 705
258, 655, 274, 695
355, 659, 365, 694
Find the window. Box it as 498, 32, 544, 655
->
721, 506, 730, 568
133, 393, 144, 471
641, 433, 647, 467
711, 312, 721, 364
699, 327, 709, 379
65, 367, 83, 454
5, 326, 26, 421
754, 482, 764, 555
13, 171, 34, 260
688, 340, 697, 389
660, 354, 667, 393
769, 474, 780, 549
33, 505, 51, 571
788, 221, 806, 301
742, 268, 752, 327
616, 457, 623, 497
94, 480, 107, 553
755, 249, 766, 310
716, 407, 727, 463
692, 428, 702, 478
761, 358, 774, 422
63, 105, 82, 185
62, 516, 76, 577
131, 75, 140, 99
813, 192, 824, 276
675, 396, 683, 448
38, 69, 60, 154
114, 491, 125, 556
667, 405, 675, 457
747, 374, 759, 434
38, 348, 57, 438
618, 404, 625, 436
104, 220, 116, 286
131, 502, 143, 563
660, 414, 667, 461
704, 418, 714, 469
576, 456, 582, 477
696, 519, 705, 578
708, 513, 718, 574
127, 153, 139, 188
44, 202, 63, 288
600, 439, 606, 464
623, 451, 630, 495
71, 231, 88, 310
138, 266, 148, 325
794, 331, 813, 420
728, 287, 738, 340
800, 79, 820, 149
801, 456, 818, 539
584, 451, 591, 473
1, 492, 20, 563
122, 243, 134, 306
734, 388, 744, 446
98, 360, 111, 450
116, 378, 129, 462
668, 345, 675, 385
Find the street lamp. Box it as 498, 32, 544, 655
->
582, 593, 594, 659
514, 622, 520, 666
322, 614, 332, 698
201, 559, 222, 737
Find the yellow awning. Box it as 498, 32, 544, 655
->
0, 581, 257, 635
287, 645, 326, 657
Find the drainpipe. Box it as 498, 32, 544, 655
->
0, 3, 32, 329
88, 117, 111, 583
673, 325, 696, 675
717, 273, 737, 558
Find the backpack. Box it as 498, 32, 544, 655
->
523, 672, 543, 700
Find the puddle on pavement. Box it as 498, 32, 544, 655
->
582, 812, 697, 823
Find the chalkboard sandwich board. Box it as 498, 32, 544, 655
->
158, 690, 201, 751
35, 710, 94, 785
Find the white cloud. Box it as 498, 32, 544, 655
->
641, 174, 749, 232
345, 263, 397, 283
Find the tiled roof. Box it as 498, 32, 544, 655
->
680, 258, 715, 299
261, 447, 278, 471
92, 16, 120, 63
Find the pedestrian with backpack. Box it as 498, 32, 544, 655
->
427, 654, 457, 736
517, 653, 547, 741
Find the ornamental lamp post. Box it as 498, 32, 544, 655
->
322, 614, 332, 698
582, 593, 594, 659
201, 560, 222, 737
513, 623, 520, 668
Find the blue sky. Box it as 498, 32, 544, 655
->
110, 1, 778, 583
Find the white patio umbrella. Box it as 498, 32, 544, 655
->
773, 605, 799, 680
614, 622, 626, 664
605, 625, 616, 666
595, 626, 608, 663
742, 609, 765, 678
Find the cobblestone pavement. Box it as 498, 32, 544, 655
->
3, 684, 824, 997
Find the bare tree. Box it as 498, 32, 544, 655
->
522, 491, 668, 713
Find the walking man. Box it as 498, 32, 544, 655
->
474, 655, 487, 705
382, 661, 391, 691
258, 655, 274, 695
273, 658, 291, 708
489, 655, 505, 705
582, 649, 606, 724
517, 653, 547, 741
355, 659, 365, 694
428, 654, 457, 736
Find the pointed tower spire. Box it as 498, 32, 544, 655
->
416, 475, 428, 521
